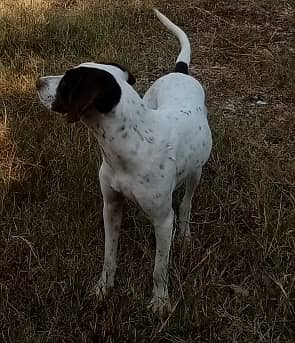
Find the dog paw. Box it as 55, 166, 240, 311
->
148, 296, 171, 317
95, 278, 109, 301
179, 231, 192, 243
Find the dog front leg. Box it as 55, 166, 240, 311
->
149, 208, 174, 316
96, 184, 123, 300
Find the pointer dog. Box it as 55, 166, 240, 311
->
36, 9, 212, 316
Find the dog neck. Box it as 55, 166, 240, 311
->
81, 81, 154, 170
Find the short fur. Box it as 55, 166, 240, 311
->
36, 9, 212, 317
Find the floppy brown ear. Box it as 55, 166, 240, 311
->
52, 67, 122, 123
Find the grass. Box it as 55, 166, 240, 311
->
0, 0, 294, 342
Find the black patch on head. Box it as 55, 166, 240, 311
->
51, 67, 121, 123
174, 61, 189, 74
104, 62, 136, 85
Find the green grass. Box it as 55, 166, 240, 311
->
1, 1, 294, 342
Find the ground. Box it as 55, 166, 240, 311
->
0, 0, 294, 342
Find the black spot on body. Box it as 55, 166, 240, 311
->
143, 175, 150, 183
145, 136, 154, 144
133, 125, 144, 140
122, 132, 128, 139
180, 110, 190, 116
159, 164, 164, 170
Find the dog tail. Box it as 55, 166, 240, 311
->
153, 8, 191, 74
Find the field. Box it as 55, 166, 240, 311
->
0, 0, 294, 342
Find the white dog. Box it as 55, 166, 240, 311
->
36, 9, 212, 316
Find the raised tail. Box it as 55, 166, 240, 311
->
153, 8, 191, 74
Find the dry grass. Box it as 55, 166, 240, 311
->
1, 0, 294, 342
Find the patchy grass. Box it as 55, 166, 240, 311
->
0, 0, 294, 342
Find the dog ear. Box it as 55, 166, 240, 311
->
52, 67, 122, 123
105, 62, 136, 85
126, 70, 136, 85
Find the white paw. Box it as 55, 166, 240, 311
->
148, 295, 171, 317
95, 278, 109, 301
179, 230, 192, 242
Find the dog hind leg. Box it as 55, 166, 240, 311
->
179, 167, 202, 239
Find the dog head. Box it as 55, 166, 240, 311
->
36, 63, 136, 123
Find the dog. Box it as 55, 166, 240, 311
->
36, 9, 212, 316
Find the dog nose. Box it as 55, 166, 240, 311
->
36, 77, 45, 90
